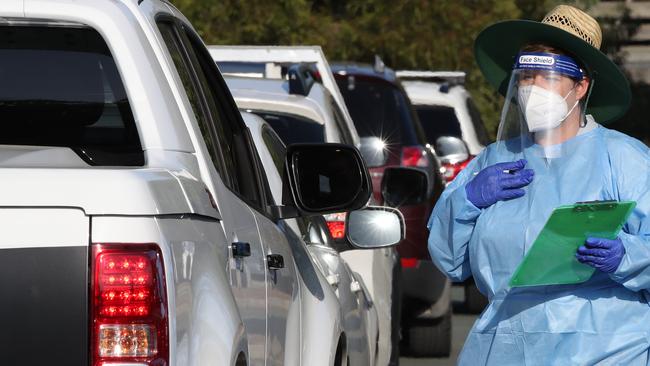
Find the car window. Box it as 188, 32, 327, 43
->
329, 96, 354, 145
414, 105, 462, 144
466, 98, 491, 146
157, 22, 226, 174
255, 111, 325, 145
158, 20, 265, 210
217, 61, 266, 77
337, 77, 418, 146
180, 26, 268, 210
261, 124, 287, 177
0, 25, 143, 166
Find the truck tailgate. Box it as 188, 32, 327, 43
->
0, 208, 88, 365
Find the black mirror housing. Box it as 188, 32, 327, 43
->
283, 143, 372, 215
381, 167, 429, 207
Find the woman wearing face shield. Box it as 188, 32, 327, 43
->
427, 5, 650, 365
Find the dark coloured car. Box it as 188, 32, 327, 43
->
332, 60, 452, 357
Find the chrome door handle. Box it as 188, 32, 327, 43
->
267, 254, 284, 270
231, 242, 251, 258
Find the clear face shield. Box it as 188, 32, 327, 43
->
496, 52, 590, 159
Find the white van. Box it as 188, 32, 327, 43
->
397, 70, 491, 156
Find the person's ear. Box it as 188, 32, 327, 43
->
575, 77, 590, 100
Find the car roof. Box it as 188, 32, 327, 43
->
396, 70, 470, 107
330, 62, 398, 84
400, 80, 469, 107
225, 76, 329, 126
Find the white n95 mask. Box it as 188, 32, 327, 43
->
518, 85, 579, 132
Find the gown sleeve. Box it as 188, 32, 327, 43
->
427, 151, 486, 282
606, 134, 650, 292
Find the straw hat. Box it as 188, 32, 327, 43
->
475, 5, 630, 124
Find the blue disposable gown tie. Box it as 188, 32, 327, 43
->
428, 124, 650, 365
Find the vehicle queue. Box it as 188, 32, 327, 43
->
0, 0, 636, 366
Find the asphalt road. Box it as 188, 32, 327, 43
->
400, 286, 479, 366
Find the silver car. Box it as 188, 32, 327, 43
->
213, 48, 402, 365
242, 110, 385, 366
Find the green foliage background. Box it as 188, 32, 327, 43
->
171, 0, 632, 141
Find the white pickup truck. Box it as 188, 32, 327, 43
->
0, 1, 408, 366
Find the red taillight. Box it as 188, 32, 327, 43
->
91, 244, 168, 366
440, 156, 474, 184
324, 212, 347, 240
401, 258, 419, 268
326, 221, 346, 239
401, 146, 429, 167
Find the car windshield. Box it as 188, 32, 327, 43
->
253, 111, 325, 144
337, 78, 419, 146
0, 25, 143, 166
414, 105, 462, 143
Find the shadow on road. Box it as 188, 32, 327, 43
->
400, 287, 479, 366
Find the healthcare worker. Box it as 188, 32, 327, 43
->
428, 4, 650, 365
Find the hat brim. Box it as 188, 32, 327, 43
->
475, 20, 631, 124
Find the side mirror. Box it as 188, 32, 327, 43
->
346, 206, 404, 249
381, 167, 428, 207
359, 136, 388, 168
283, 143, 372, 215
435, 136, 469, 164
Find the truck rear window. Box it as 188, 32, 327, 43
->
0, 25, 143, 166
414, 105, 462, 143
336, 78, 419, 146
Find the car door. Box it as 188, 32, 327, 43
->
233, 104, 300, 366
158, 19, 300, 366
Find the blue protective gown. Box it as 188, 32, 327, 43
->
428, 124, 650, 365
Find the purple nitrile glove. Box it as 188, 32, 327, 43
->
575, 237, 625, 273
465, 159, 534, 209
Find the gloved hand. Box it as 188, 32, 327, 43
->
465, 159, 534, 208
576, 237, 625, 273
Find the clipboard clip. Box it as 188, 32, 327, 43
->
573, 200, 617, 212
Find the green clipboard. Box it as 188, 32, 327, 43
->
509, 200, 636, 287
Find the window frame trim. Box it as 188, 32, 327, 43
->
155, 14, 276, 217
155, 16, 233, 186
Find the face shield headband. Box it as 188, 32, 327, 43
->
514, 52, 584, 80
